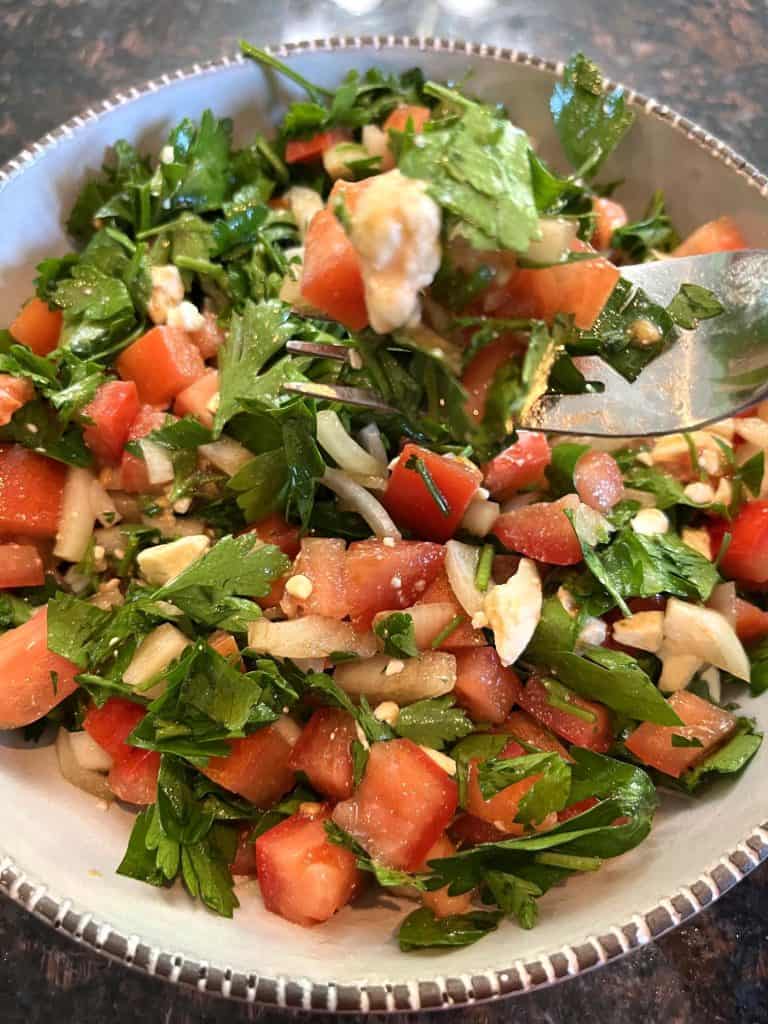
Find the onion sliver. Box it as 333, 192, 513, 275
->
248, 615, 377, 659
373, 602, 463, 651
140, 439, 174, 485
460, 498, 500, 537
56, 729, 112, 801
445, 540, 485, 616
199, 436, 253, 477
321, 468, 401, 539
123, 623, 192, 696
317, 410, 387, 477
54, 467, 97, 563
358, 422, 388, 466
525, 217, 578, 264
708, 581, 737, 627
334, 651, 456, 705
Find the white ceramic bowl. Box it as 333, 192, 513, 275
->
1, 36, 768, 1013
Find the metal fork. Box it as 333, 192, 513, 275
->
283, 250, 768, 437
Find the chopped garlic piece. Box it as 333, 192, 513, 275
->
384, 658, 405, 676
373, 701, 400, 726
683, 481, 715, 505
284, 574, 314, 600
482, 558, 542, 667
136, 534, 210, 586
631, 508, 669, 536
611, 611, 665, 653
663, 598, 750, 680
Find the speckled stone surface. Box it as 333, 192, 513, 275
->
1, 2, 768, 1021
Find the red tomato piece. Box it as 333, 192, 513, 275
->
501, 710, 572, 759
557, 796, 600, 822
119, 405, 169, 493
188, 309, 226, 359
625, 691, 737, 778
519, 677, 613, 753
285, 129, 350, 164
499, 240, 620, 330
83, 697, 147, 760
332, 739, 458, 870
673, 216, 747, 257
735, 597, 768, 644
384, 444, 479, 543
0, 607, 80, 729
466, 739, 539, 832
245, 513, 301, 559
345, 539, 445, 629
383, 105, 431, 133
710, 501, 768, 586
117, 326, 206, 406
461, 337, 520, 422
418, 834, 473, 918
108, 749, 161, 805
449, 813, 512, 848
82, 380, 140, 465
231, 826, 257, 876
255, 808, 362, 926
483, 432, 551, 500
0, 444, 66, 539
208, 629, 242, 665
173, 368, 218, 428
573, 450, 624, 512
281, 538, 349, 619
0, 374, 34, 427
289, 708, 357, 801
415, 570, 485, 649
493, 495, 582, 565
300, 209, 368, 330
592, 197, 628, 250
202, 720, 300, 806
453, 647, 522, 725
0, 543, 44, 588
9, 297, 62, 356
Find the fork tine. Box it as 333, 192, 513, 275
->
282, 381, 398, 414
286, 340, 362, 368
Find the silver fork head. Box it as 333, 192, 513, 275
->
523, 250, 768, 437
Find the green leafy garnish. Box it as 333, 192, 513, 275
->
374, 612, 419, 658
395, 696, 473, 750
397, 907, 502, 951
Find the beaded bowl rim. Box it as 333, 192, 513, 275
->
1, 33, 768, 1014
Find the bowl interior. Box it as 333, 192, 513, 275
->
1, 41, 767, 1001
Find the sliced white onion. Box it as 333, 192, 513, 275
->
248, 615, 377, 660
317, 410, 387, 477
198, 437, 254, 477
90, 477, 121, 527
321, 468, 401, 539
56, 728, 112, 801
346, 472, 388, 492
733, 416, 768, 449
708, 581, 737, 627
373, 602, 461, 651
334, 651, 456, 705
445, 540, 485, 616
54, 467, 97, 563
460, 497, 500, 537
357, 422, 389, 466
500, 491, 542, 513
139, 439, 174, 485
663, 598, 750, 680
123, 623, 192, 697
70, 729, 114, 772
525, 217, 579, 264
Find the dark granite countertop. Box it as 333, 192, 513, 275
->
1, 2, 768, 1021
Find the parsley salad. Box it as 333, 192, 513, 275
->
0, 45, 763, 950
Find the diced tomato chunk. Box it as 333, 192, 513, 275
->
557, 796, 600, 822
117, 326, 206, 406
281, 538, 348, 619
232, 826, 258, 876
709, 502, 768, 585
592, 197, 628, 251
189, 309, 226, 359
453, 647, 522, 725
493, 495, 582, 565
466, 739, 539, 832
673, 216, 747, 257
0, 374, 34, 427
82, 380, 140, 464
499, 240, 620, 330
332, 739, 458, 870
0, 607, 80, 729
418, 834, 473, 918
245, 513, 301, 559
519, 677, 613, 753
256, 808, 362, 926
461, 337, 521, 421
285, 129, 350, 164
625, 691, 736, 778
384, 444, 479, 542
289, 708, 357, 801
119, 405, 169, 493
83, 697, 146, 760
450, 813, 512, 848
9, 297, 62, 356
345, 539, 445, 629
173, 368, 218, 428
415, 570, 485, 649
202, 720, 300, 806
573, 450, 624, 512
207, 630, 241, 665
109, 749, 161, 805
483, 432, 551, 500
735, 597, 768, 644
383, 106, 431, 133
0, 543, 44, 588
0, 444, 66, 539
501, 710, 572, 760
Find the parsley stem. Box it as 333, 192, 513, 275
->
430, 614, 466, 649
534, 852, 602, 872
541, 677, 596, 723
714, 530, 732, 569
683, 432, 706, 481
474, 544, 495, 592
405, 454, 450, 517
240, 41, 334, 103
423, 81, 475, 110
